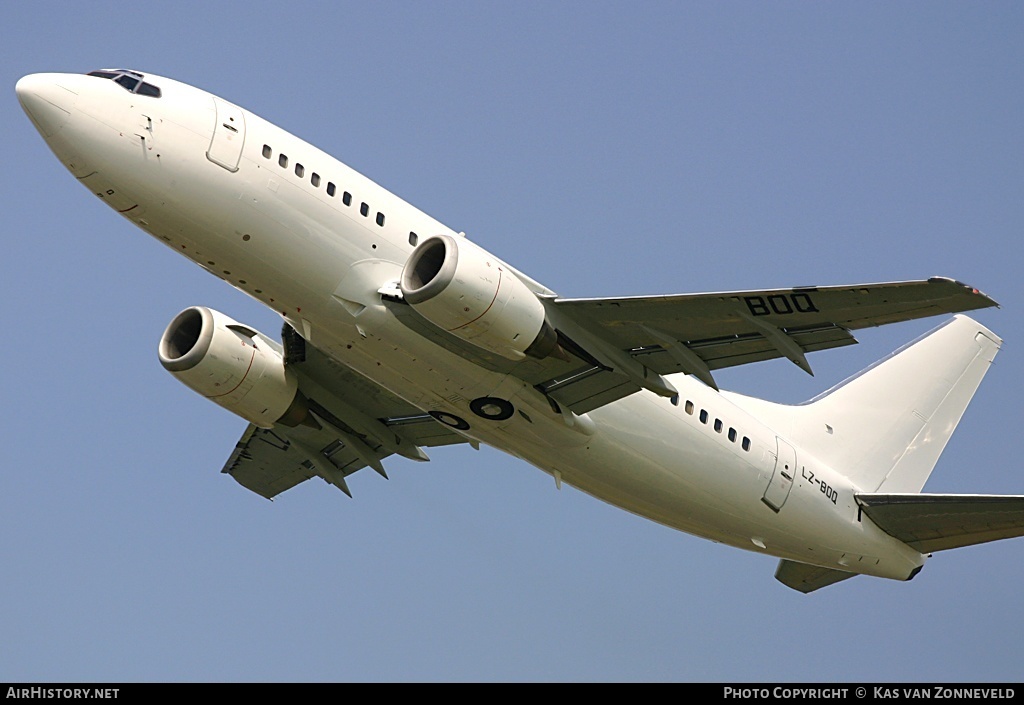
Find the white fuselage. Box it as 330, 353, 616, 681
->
17, 71, 926, 580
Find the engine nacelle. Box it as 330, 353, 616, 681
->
158, 306, 307, 428
400, 234, 557, 360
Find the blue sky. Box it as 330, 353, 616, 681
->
3, 2, 1023, 682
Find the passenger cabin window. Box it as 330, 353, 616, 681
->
684, 400, 694, 415
262, 145, 272, 159
742, 437, 751, 451
342, 192, 352, 206
409, 232, 418, 246
278, 154, 288, 168
699, 410, 708, 424
728, 428, 737, 442
714, 419, 723, 433
327, 182, 336, 197
295, 163, 304, 178
311, 173, 321, 188
360, 202, 369, 217
376, 212, 385, 227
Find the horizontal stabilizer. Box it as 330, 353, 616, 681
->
857, 494, 1024, 553
775, 560, 857, 593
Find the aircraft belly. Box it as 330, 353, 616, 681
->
556, 398, 787, 544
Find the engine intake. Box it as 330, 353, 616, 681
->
158, 306, 309, 428
400, 234, 556, 360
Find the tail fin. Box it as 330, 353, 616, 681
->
726, 315, 1001, 492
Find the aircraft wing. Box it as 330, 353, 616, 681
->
222, 330, 467, 500
535, 277, 997, 411
387, 276, 997, 415
856, 493, 1024, 553
553, 277, 996, 378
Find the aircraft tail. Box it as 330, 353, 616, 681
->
727, 315, 1001, 493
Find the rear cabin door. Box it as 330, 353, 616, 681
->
207, 97, 245, 172
762, 437, 796, 512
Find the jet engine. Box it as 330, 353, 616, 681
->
158, 306, 310, 428
400, 234, 557, 360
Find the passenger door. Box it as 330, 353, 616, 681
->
207, 97, 245, 172
762, 437, 796, 512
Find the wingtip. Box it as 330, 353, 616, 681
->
928, 276, 1000, 308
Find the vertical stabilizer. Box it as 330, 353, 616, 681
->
727, 316, 1001, 492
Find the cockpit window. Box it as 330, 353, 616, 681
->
136, 82, 161, 97
115, 74, 140, 92
87, 69, 162, 98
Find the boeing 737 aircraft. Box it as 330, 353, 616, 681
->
17, 68, 1024, 592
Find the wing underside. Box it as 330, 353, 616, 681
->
222, 330, 466, 499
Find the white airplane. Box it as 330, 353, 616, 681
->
17, 68, 1024, 592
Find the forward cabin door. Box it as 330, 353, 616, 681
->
207, 97, 245, 172
762, 437, 796, 512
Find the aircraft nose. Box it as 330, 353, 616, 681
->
16, 73, 77, 138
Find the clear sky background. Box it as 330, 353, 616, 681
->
2, 2, 1023, 682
